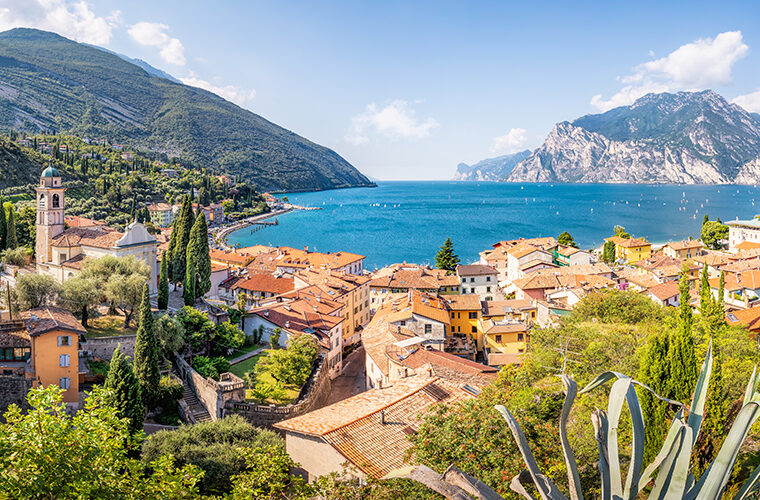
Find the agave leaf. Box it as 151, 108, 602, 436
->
686, 341, 712, 445
733, 462, 760, 500
637, 408, 685, 493
649, 423, 692, 500
383, 465, 474, 500
443, 465, 503, 500
510, 470, 539, 500
580, 371, 682, 407
742, 365, 758, 406
605, 377, 631, 499
495, 405, 569, 500
591, 410, 610, 500
621, 378, 646, 500
690, 401, 760, 499
559, 375, 583, 500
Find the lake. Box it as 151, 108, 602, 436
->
225, 181, 760, 270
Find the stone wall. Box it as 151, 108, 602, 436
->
228, 356, 331, 429
84, 334, 137, 360
0, 373, 32, 415
176, 356, 224, 420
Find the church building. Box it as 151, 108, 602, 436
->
35, 165, 159, 293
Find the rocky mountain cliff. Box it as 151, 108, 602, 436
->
0, 28, 373, 192
507, 90, 760, 184
454, 150, 531, 181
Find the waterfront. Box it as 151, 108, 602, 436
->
226, 181, 760, 269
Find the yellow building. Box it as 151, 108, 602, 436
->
606, 236, 652, 263
0, 307, 86, 404
663, 240, 703, 260
445, 295, 482, 358
477, 299, 535, 366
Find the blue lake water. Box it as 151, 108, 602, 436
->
226, 181, 760, 270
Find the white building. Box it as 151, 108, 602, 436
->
456, 264, 499, 301
35, 166, 159, 292
727, 219, 760, 252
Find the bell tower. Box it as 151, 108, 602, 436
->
35, 165, 66, 266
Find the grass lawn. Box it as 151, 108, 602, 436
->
229, 353, 262, 379
224, 343, 261, 361
235, 349, 300, 405
86, 315, 136, 337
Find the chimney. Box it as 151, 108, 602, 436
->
284, 304, 291, 311
380, 409, 385, 425
313, 305, 318, 312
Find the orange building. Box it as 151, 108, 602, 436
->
0, 307, 86, 404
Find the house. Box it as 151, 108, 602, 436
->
369, 264, 459, 314
35, 166, 159, 293
443, 294, 482, 358
644, 281, 680, 307
293, 268, 371, 348
273, 377, 476, 482
663, 240, 703, 260
218, 273, 295, 306
147, 203, 175, 228
160, 168, 179, 178
727, 219, 760, 252
709, 270, 760, 309
554, 245, 593, 267
0, 307, 86, 405
725, 306, 760, 338
241, 286, 344, 379
478, 299, 535, 365
456, 264, 498, 300
479, 237, 557, 283
503, 243, 555, 283
209, 249, 255, 269
120, 152, 135, 161
606, 236, 652, 263
272, 247, 365, 275
735, 241, 760, 252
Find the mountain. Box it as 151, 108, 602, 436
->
0, 137, 46, 188
507, 90, 760, 184
85, 44, 181, 83
0, 28, 373, 192
453, 150, 531, 181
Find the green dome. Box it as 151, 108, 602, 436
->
41, 165, 60, 178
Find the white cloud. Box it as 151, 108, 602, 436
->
179, 72, 256, 107
0, 0, 117, 45
591, 31, 749, 111
733, 89, 760, 113
128, 21, 185, 66
491, 128, 527, 154
346, 100, 438, 145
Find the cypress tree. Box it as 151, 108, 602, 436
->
158, 256, 169, 310
187, 213, 211, 300
639, 331, 670, 463
700, 264, 711, 314
668, 265, 698, 403
104, 345, 144, 435
0, 197, 6, 251
717, 271, 725, 314
133, 284, 160, 406
603, 240, 616, 263
694, 345, 729, 477
434, 237, 460, 272
183, 258, 196, 306
6, 206, 17, 249
172, 196, 193, 284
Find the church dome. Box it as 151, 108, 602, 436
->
41, 165, 60, 178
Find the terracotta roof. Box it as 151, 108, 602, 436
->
693, 252, 731, 268
456, 264, 497, 277
147, 203, 173, 212
482, 299, 535, 317
709, 270, 760, 292
275, 377, 474, 478
721, 259, 760, 274
275, 246, 365, 271
232, 274, 294, 295
507, 243, 547, 259
0, 322, 30, 348
616, 237, 650, 248
616, 268, 661, 289
666, 240, 703, 251
726, 306, 760, 331
646, 281, 680, 301
21, 307, 86, 337
398, 348, 497, 377
736, 241, 760, 251
487, 352, 524, 366
209, 250, 254, 267
381, 290, 451, 325
61, 253, 88, 270
444, 294, 482, 311
481, 319, 529, 334
51, 227, 123, 249
520, 259, 557, 271
370, 267, 458, 290
64, 215, 106, 228
236, 245, 276, 256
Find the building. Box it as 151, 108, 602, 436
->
456, 264, 499, 300
0, 307, 86, 405
64, 215, 107, 228
606, 236, 652, 263
479, 237, 557, 283
726, 306, 760, 338
241, 286, 344, 379
293, 268, 371, 348
369, 264, 459, 314
209, 249, 255, 269
709, 270, 760, 309
727, 219, 760, 252
35, 166, 159, 293
443, 294, 482, 358
644, 281, 680, 307
273, 377, 476, 482
554, 245, 593, 267
218, 273, 295, 306
147, 203, 175, 227
273, 247, 365, 275
663, 240, 703, 260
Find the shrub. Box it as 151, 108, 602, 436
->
155, 375, 184, 412
191, 356, 231, 381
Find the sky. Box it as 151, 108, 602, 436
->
1, 1, 760, 180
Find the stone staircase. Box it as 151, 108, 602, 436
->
181, 384, 212, 423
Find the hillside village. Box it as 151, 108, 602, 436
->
2, 163, 760, 495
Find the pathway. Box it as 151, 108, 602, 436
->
228, 347, 265, 365
327, 347, 366, 405
181, 383, 212, 423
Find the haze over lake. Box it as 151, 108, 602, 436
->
227, 181, 760, 269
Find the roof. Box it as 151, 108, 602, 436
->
64, 215, 106, 228
61, 253, 88, 270
709, 270, 760, 292
727, 219, 760, 229
382, 290, 451, 325
616, 268, 661, 289
456, 264, 497, 277
646, 281, 680, 301
147, 203, 173, 212
21, 307, 86, 337
482, 299, 535, 317
666, 240, 703, 251
481, 319, 529, 334
231, 273, 294, 295
275, 246, 365, 271
370, 267, 458, 290
487, 352, 524, 366
616, 237, 650, 248
736, 241, 760, 251
208, 250, 254, 267
444, 294, 482, 311
0, 321, 30, 348
726, 306, 760, 331
51, 227, 124, 249
275, 377, 474, 478
41, 165, 60, 177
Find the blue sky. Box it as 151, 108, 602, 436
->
2, 0, 760, 180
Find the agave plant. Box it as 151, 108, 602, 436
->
387, 342, 760, 499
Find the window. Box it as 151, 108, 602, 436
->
59, 253, 67, 264
518, 333, 524, 341
57, 335, 70, 347
399, 321, 406, 326
471, 326, 477, 333
468, 312, 477, 319
59, 377, 71, 390
495, 335, 502, 343
424, 324, 432, 334
52, 193, 60, 208
486, 276, 491, 282
59, 354, 70, 367
457, 312, 461, 319
450, 312, 455, 319
39, 194, 45, 208
470, 277, 475, 283
486, 286, 491, 292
